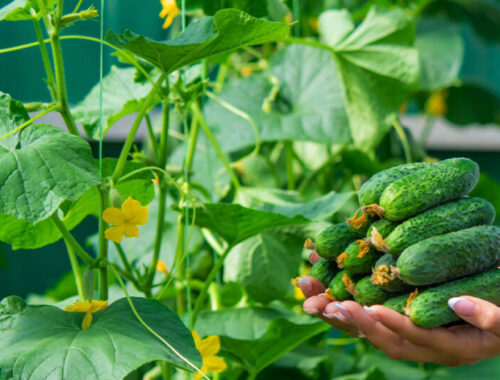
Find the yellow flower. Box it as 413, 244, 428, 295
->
156, 259, 168, 274
426, 90, 447, 116
65, 300, 108, 330
159, 0, 180, 29
192, 331, 227, 380
103, 197, 149, 243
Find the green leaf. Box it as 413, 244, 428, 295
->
320, 6, 418, 149
0, 0, 55, 21
416, 18, 464, 90
185, 203, 309, 246
355, 351, 425, 380
427, 356, 500, 379
224, 230, 303, 303
0, 121, 99, 223
194, 307, 329, 373
334, 367, 387, 380
72, 66, 160, 140
0, 296, 202, 379
319, 10, 354, 47
201, 0, 289, 20
0, 91, 28, 149
204, 44, 351, 153
105, 9, 289, 74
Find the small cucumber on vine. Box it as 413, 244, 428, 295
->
336, 239, 381, 275
396, 225, 500, 286
372, 197, 495, 255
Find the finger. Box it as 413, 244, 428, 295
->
320, 302, 359, 337
303, 295, 330, 316
309, 251, 321, 264
449, 296, 500, 336
298, 276, 325, 298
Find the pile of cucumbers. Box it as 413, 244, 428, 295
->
303, 158, 500, 328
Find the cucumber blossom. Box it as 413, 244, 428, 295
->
396, 225, 500, 286
308, 258, 339, 287
337, 239, 381, 275
352, 276, 394, 306
326, 270, 359, 302
347, 208, 377, 237
358, 162, 429, 206
378, 158, 480, 221
374, 197, 495, 255
408, 269, 500, 327
308, 222, 357, 259
371, 254, 411, 293
366, 219, 399, 239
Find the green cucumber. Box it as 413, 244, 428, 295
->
383, 293, 411, 314
408, 269, 500, 328
337, 239, 381, 275
347, 208, 377, 237
379, 158, 480, 221
326, 270, 359, 302
310, 222, 357, 259
366, 219, 399, 239
396, 225, 500, 286
353, 276, 393, 306
308, 258, 339, 287
359, 162, 429, 206
371, 254, 412, 293
378, 197, 495, 255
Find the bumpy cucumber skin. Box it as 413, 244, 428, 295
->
384, 197, 495, 255
328, 270, 357, 301
383, 294, 410, 314
397, 225, 500, 286
353, 277, 393, 306
315, 222, 357, 259
309, 258, 339, 286
359, 162, 429, 206
366, 219, 399, 239
347, 208, 377, 237
372, 254, 412, 293
409, 269, 500, 328
380, 158, 480, 221
341, 240, 381, 275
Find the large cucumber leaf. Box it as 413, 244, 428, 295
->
194, 307, 328, 374
0, 296, 202, 379
0, 96, 99, 223
184, 203, 308, 246
72, 66, 160, 140
105, 9, 289, 74
0, 91, 28, 149
0, 0, 55, 21
203, 44, 351, 152
324, 6, 418, 150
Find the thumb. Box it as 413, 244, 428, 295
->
448, 296, 500, 336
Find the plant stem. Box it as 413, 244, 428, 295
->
208, 282, 221, 311
392, 118, 413, 163
112, 73, 165, 183
0, 103, 59, 141
192, 103, 240, 190
285, 140, 295, 190
418, 114, 435, 149
50, 3, 80, 136
145, 114, 159, 160
31, 17, 57, 101
292, 0, 301, 37
185, 115, 199, 172
114, 243, 134, 280
174, 212, 186, 315
64, 240, 85, 301
51, 214, 94, 264
190, 245, 232, 329
97, 186, 109, 300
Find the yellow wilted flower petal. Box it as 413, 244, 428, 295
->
159, 0, 180, 29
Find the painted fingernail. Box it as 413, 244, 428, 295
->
331, 304, 352, 323
323, 313, 336, 319
298, 277, 312, 293
364, 306, 376, 313
448, 297, 476, 317
334, 303, 348, 311
303, 308, 319, 314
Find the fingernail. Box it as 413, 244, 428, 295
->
331, 304, 352, 323
323, 313, 336, 319
448, 297, 476, 317
298, 277, 312, 293
358, 332, 365, 338
334, 303, 348, 311
364, 306, 376, 313
303, 308, 319, 314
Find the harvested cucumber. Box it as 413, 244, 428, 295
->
337, 239, 381, 275
378, 158, 480, 221
396, 225, 500, 286
347, 208, 377, 237
408, 269, 500, 327
308, 222, 357, 259
308, 258, 339, 287
374, 197, 495, 255
326, 270, 359, 302
383, 293, 412, 314
358, 162, 429, 206
353, 276, 394, 306
366, 219, 399, 239
371, 254, 412, 293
